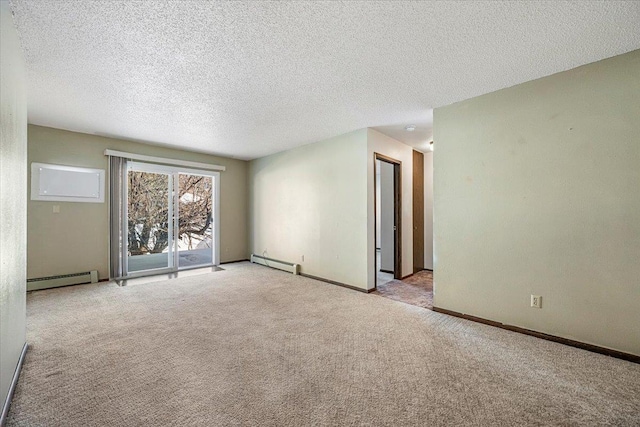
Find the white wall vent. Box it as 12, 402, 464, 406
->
31, 163, 105, 203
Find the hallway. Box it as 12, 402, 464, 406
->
374, 270, 433, 310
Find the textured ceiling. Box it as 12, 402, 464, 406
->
9, 1, 640, 160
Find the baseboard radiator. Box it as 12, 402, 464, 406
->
250, 254, 300, 275
27, 270, 98, 291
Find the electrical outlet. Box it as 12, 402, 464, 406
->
301, 255, 304, 262
53, 205, 60, 214
531, 295, 542, 309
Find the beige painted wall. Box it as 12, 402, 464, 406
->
367, 129, 414, 289
433, 50, 640, 355
1, 0, 27, 409
27, 126, 249, 280
249, 130, 369, 289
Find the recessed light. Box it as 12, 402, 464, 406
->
405, 124, 416, 132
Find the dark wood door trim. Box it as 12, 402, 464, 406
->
374, 153, 402, 286
413, 150, 424, 273
375, 152, 402, 165
392, 161, 401, 280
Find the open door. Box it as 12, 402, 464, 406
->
374, 153, 402, 289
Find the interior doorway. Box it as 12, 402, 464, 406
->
124, 161, 219, 278
374, 153, 401, 289
372, 149, 434, 310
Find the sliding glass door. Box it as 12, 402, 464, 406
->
127, 169, 173, 272
124, 162, 219, 277
176, 173, 214, 269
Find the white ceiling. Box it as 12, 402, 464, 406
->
9, 1, 640, 160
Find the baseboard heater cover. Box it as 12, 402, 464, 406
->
250, 254, 300, 275
27, 270, 98, 291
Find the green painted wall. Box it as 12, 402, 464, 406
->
28, 125, 249, 280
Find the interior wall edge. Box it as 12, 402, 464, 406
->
0, 0, 28, 411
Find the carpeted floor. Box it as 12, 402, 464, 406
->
374, 270, 433, 309
7, 262, 640, 426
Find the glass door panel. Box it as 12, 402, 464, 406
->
177, 174, 213, 268
127, 170, 172, 272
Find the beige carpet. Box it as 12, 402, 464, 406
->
7, 262, 640, 426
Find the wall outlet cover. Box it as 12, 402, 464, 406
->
531, 295, 542, 308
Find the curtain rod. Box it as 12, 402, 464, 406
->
104, 149, 226, 172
